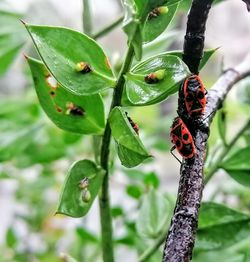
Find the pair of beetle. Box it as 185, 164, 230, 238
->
170, 75, 207, 162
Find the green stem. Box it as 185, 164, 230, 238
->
83, 0, 92, 36
138, 230, 167, 262
205, 119, 250, 184
99, 44, 134, 262
93, 15, 124, 39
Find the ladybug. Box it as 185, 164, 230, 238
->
179, 74, 207, 118
125, 112, 139, 135
170, 117, 195, 162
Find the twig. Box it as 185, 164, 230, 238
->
83, 0, 93, 36
99, 44, 134, 262
93, 15, 124, 39
138, 230, 167, 262
162, 58, 250, 262
182, 0, 213, 74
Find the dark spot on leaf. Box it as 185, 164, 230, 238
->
56, 105, 62, 113
148, 8, 161, 20
66, 102, 85, 116
144, 73, 159, 84
50, 91, 56, 97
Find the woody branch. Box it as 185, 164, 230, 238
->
162, 1, 250, 261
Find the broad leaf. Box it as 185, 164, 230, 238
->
166, 48, 219, 71
56, 160, 105, 217
122, 54, 190, 106
220, 147, 250, 186
109, 107, 151, 168
143, 3, 179, 43
25, 24, 115, 95
136, 189, 170, 238
196, 202, 250, 251
0, 10, 25, 75
27, 57, 105, 134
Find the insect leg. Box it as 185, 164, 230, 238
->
170, 146, 182, 164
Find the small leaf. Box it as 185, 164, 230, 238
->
143, 171, 160, 188
24, 24, 115, 95
122, 54, 190, 106
143, 3, 179, 43
27, 57, 105, 134
75, 227, 98, 243
196, 202, 250, 251
217, 109, 227, 145
56, 160, 105, 217
6, 228, 17, 248
0, 10, 25, 75
136, 189, 170, 238
220, 147, 250, 186
109, 107, 151, 168
126, 184, 143, 199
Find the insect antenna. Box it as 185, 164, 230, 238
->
170, 146, 182, 164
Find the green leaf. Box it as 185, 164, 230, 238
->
0, 123, 41, 162
126, 184, 143, 199
6, 228, 17, 248
122, 54, 190, 106
143, 3, 179, 43
27, 57, 105, 134
143, 171, 160, 188
24, 24, 115, 95
166, 47, 219, 71
122, 0, 174, 60
196, 202, 250, 251
109, 107, 151, 168
0, 10, 25, 75
220, 147, 250, 186
198, 202, 250, 229
75, 227, 98, 243
56, 160, 105, 217
217, 109, 227, 145
136, 189, 170, 238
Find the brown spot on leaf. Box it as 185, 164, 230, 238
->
105, 58, 111, 69
55, 105, 62, 113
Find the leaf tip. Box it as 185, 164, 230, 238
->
23, 53, 28, 60
19, 19, 27, 26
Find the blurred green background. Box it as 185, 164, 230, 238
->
1, 0, 250, 261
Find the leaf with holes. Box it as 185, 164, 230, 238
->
109, 107, 151, 168
122, 54, 190, 106
24, 23, 115, 95
56, 160, 105, 217
27, 57, 105, 134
